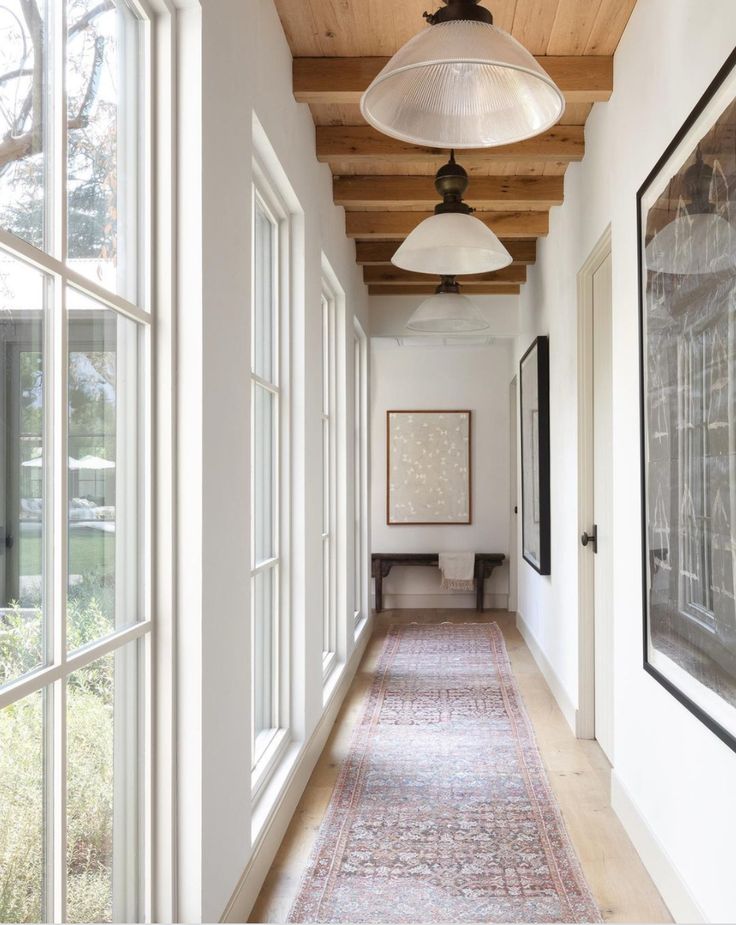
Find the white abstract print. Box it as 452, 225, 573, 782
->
388, 411, 471, 524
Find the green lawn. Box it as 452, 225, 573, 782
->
20, 528, 115, 577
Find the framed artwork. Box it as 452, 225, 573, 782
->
638, 48, 736, 751
387, 410, 471, 525
520, 337, 550, 575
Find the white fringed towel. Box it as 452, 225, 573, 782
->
439, 552, 476, 592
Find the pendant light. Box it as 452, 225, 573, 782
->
406, 276, 489, 333
360, 0, 565, 149
392, 151, 512, 275
645, 148, 736, 275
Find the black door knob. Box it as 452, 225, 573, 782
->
581, 525, 598, 553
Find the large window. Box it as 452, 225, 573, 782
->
353, 320, 368, 627
0, 2, 150, 922
250, 167, 289, 781
321, 287, 337, 673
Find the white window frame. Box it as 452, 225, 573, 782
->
321, 283, 338, 676
319, 257, 347, 690
352, 318, 369, 630
250, 156, 292, 796
0, 0, 159, 920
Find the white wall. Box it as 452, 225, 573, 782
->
370, 338, 512, 609
516, 1, 736, 921
176, 1, 371, 920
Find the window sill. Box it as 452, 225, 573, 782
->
251, 727, 290, 805
354, 611, 370, 643
250, 738, 302, 848
322, 658, 344, 708
322, 649, 337, 682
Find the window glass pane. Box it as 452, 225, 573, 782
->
66, 0, 143, 301
354, 335, 361, 617
67, 641, 140, 923
322, 296, 329, 414
322, 417, 329, 535
322, 534, 330, 654
253, 383, 274, 565
68, 289, 142, 651
0, 0, 47, 249
0, 252, 46, 687
253, 566, 275, 758
253, 197, 275, 383
0, 689, 44, 923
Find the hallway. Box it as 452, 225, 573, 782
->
250, 612, 671, 924
2, 1, 736, 922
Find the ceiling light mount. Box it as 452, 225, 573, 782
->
436, 275, 461, 293
390, 152, 512, 275
423, 0, 492, 26
434, 151, 473, 215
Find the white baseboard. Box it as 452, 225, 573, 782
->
379, 592, 509, 611
611, 771, 705, 924
515, 611, 577, 734
220, 616, 374, 923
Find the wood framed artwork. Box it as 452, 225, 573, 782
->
638, 48, 736, 752
387, 410, 471, 525
520, 337, 550, 575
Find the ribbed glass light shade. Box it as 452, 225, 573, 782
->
406, 291, 489, 333
360, 20, 565, 148
392, 212, 512, 274
645, 213, 736, 275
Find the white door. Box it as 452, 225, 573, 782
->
508, 378, 518, 613
592, 251, 614, 760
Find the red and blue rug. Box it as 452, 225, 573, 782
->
288, 622, 601, 923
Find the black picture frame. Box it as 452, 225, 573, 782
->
519, 336, 550, 576
638, 47, 736, 753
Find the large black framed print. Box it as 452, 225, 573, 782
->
638, 48, 736, 752
520, 336, 550, 575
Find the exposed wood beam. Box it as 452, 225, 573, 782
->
364, 265, 527, 285
355, 239, 538, 266
318, 125, 585, 165
294, 56, 613, 105
368, 285, 521, 296
335, 175, 563, 210
346, 211, 549, 239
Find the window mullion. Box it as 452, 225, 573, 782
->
47, 0, 67, 914
49, 0, 66, 263
50, 269, 68, 923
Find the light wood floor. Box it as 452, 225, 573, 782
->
249, 610, 672, 924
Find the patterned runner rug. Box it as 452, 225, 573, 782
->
288, 622, 601, 924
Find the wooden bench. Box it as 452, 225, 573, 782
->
371, 552, 506, 613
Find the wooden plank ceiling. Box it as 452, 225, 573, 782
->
274, 0, 637, 297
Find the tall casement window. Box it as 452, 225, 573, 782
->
0, 2, 151, 923
250, 163, 290, 784
353, 320, 368, 627
321, 285, 337, 673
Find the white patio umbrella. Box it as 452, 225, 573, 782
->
76, 455, 116, 470
21, 455, 115, 470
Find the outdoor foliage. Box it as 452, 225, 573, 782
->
0, 575, 118, 907
0, 578, 116, 923
0, 0, 127, 920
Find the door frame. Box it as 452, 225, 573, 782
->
508, 376, 519, 614
577, 225, 612, 740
